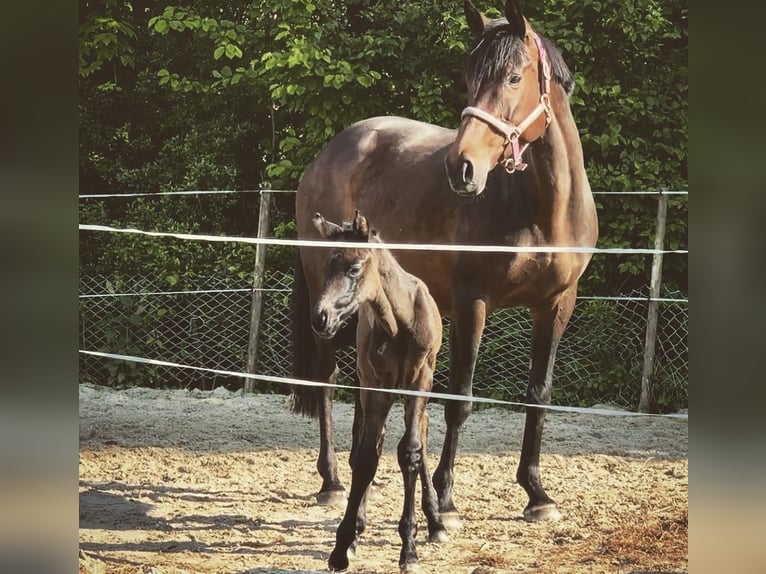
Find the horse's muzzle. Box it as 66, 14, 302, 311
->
444, 154, 484, 196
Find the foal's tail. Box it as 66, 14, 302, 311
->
290, 250, 321, 418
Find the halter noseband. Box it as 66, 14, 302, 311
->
461, 33, 552, 173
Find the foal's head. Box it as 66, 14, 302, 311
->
444, 0, 573, 196
311, 210, 381, 339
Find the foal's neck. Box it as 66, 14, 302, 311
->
367, 249, 417, 339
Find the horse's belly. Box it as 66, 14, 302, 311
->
495, 253, 580, 308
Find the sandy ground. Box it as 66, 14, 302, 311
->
79, 383, 687, 574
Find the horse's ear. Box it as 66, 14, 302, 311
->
312, 212, 343, 238
464, 0, 488, 36
352, 209, 369, 238
504, 0, 526, 38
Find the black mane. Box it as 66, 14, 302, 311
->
467, 22, 575, 97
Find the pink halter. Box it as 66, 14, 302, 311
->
461, 33, 552, 173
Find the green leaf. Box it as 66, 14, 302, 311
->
213, 46, 225, 60
154, 19, 168, 34
225, 44, 242, 59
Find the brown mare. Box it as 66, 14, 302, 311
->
311, 210, 448, 572
291, 0, 598, 524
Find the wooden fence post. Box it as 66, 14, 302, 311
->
244, 187, 272, 392
639, 190, 668, 412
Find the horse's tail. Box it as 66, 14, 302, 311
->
290, 249, 321, 418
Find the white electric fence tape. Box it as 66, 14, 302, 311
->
79, 350, 688, 420
79, 224, 688, 255
79, 190, 688, 199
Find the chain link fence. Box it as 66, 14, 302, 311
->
79, 264, 688, 411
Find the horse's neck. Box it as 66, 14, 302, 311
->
526, 85, 593, 240
367, 250, 416, 339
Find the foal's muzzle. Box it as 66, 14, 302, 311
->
311, 308, 338, 340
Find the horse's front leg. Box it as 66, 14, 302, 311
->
433, 296, 486, 528
329, 391, 392, 571
416, 394, 449, 544
517, 288, 576, 522
314, 340, 345, 506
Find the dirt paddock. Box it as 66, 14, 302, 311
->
79, 383, 687, 574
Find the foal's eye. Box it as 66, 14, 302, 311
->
507, 73, 522, 86
348, 263, 363, 278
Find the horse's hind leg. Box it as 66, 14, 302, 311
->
314, 340, 345, 506
517, 289, 576, 522
329, 391, 393, 571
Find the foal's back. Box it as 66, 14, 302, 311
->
356, 253, 442, 392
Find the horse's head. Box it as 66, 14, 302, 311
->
311, 210, 378, 339
445, 0, 558, 196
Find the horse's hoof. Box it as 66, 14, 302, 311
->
440, 512, 463, 531
523, 503, 561, 522
328, 548, 350, 571
400, 561, 420, 573
429, 528, 450, 543
316, 489, 346, 507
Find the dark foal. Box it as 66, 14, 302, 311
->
311, 210, 448, 573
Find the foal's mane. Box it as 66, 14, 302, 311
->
324, 222, 378, 244
467, 21, 575, 96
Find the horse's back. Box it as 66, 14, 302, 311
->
297, 116, 454, 211
296, 117, 459, 310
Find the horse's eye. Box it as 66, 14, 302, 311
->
348, 264, 363, 278
507, 74, 522, 86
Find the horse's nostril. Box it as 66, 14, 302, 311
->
461, 157, 474, 184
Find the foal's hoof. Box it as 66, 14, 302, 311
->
429, 528, 450, 543
316, 489, 346, 507
523, 502, 561, 522
328, 547, 350, 571
440, 512, 463, 531
400, 561, 420, 573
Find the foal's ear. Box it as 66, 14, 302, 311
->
504, 0, 527, 38
464, 0, 488, 36
352, 209, 370, 238
312, 212, 343, 238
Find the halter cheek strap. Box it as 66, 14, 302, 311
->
461, 33, 552, 173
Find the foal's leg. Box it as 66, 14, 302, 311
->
517, 289, 576, 522
397, 393, 429, 572
313, 339, 345, 506
433, 297, 486, 527
348, 387, 370, 541
329, 391, 393, 571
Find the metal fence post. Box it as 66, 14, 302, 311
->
244, 187, 272, 391
638, 189, 669, 412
